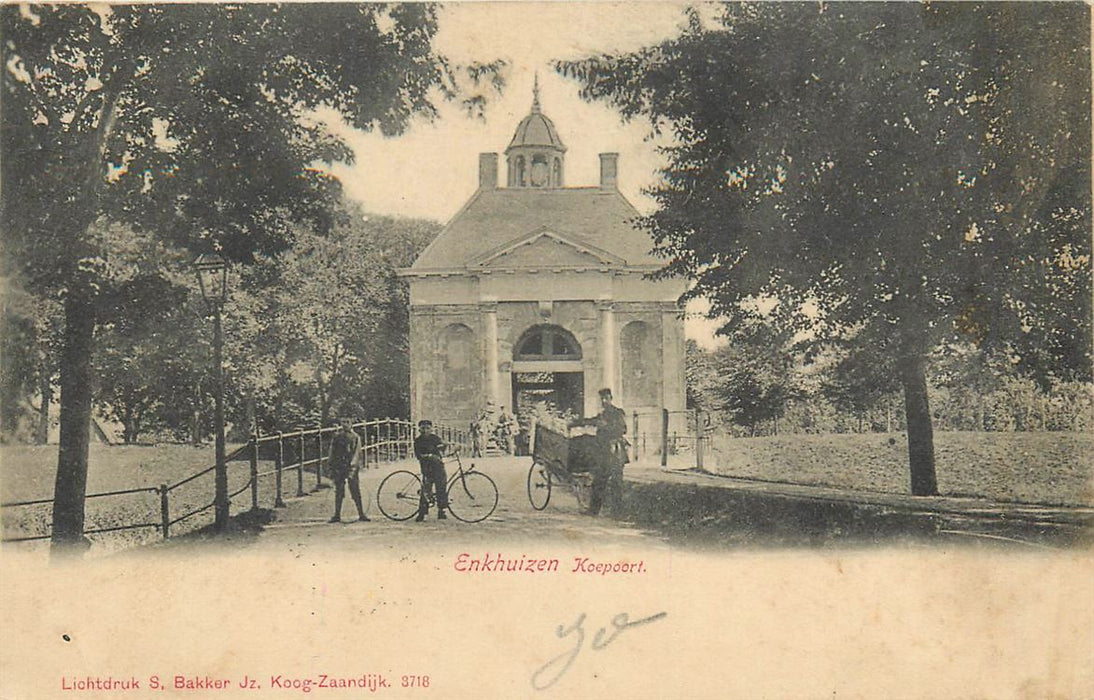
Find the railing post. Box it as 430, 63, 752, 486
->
363, 424, 371, 470
383, 419, 390, 463
314, 425, 324, 490
297, 432, 306, 496
250, 430, 260, 510
695, 408, 705, 471
632, 411, 639, 462
275, 432, 286, 508
159, 484, 170, 539
661, 408, 669, 467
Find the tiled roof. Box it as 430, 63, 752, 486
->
410, 187, 663, 270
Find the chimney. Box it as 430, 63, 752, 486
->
478, 153, 498, 189
599, 153, 619, 191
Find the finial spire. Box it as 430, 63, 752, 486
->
532, 71, 541, 113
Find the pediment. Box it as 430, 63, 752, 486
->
471, 229, 624, 269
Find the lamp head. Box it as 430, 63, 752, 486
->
194, 252, 228, 305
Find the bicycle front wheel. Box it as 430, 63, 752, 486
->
446, 472, 498, 523
377, 470, 422, 521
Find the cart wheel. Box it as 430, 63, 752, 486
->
527, 463, 552, 510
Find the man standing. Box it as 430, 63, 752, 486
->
570, 388, 628, 516
328, 418, 369, 523
413, 420, 448, 521
496, 409, 514, 454
469, 419, 483, 458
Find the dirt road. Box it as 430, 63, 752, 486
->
228, 455, 671, 555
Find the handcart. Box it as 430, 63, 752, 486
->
526, 422, 607, 511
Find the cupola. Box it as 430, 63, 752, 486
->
505, 75, 566, 188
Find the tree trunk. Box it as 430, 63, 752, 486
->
48, 66, 127, 557
899, 354, 938, 496
51, 291, 96, 556
35, 366, 51, 445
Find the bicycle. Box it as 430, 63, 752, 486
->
376, 449, 499, 523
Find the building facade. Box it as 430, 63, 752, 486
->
401, 87, 687, 427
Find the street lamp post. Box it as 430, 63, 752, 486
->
195, 253, 230, 532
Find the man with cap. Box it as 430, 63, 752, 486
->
327, 417, 369, 523
570, 388, 628, 516
413, 420, 449, 521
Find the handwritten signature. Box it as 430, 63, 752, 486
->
531, 611, 668, 691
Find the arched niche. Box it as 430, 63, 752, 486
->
621, 320, 658, 408
441, 323, 476, 399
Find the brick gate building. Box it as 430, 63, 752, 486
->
401, 86, 686, 427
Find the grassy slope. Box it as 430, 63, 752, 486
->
711, 431, 1094, 506
0, 443, 250, 549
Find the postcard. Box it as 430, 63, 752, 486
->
2, 2, 1092, 698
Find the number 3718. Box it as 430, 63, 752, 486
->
401, 675, 430, 688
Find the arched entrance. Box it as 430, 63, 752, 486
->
511, 324, 584, 419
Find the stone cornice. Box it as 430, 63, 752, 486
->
397, 264, 664, 278
409, 304, 481, 315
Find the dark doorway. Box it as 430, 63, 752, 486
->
512, 371, 584, 420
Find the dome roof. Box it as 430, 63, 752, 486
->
506, 80, 566, 153
507, 111, 566, 152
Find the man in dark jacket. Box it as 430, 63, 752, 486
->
328, 418, 369, 523
413, 420, 448, 521
570, 388, 628, 516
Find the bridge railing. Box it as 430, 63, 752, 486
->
1, 417, 469, 548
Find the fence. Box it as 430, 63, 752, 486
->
1, 417, 469, 547
629, 408, 715, 470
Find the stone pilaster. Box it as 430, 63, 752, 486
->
597, 298, 618, 398
481, 300, 500, 408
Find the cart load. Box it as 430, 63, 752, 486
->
527, 423, 607, 511
533, 424, 607, 475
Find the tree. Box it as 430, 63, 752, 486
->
2, 4, 499, 553
706, 325, 801, 436
821, 345, 902, 433
559, 3, 1091, 495
233, 205, 440, 429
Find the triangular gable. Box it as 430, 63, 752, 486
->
470, 228, 625, 268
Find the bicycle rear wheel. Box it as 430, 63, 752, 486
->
527, 462, 551, 510
377, 470, 422, 521
446, 471, 498, 523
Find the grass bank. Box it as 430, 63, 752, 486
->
0, 443, 250, 552
710, 431, 1093, 506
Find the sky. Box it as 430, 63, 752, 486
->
317, 3, 727, 348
